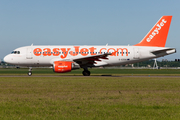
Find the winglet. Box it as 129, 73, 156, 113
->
134, 16, 172, 47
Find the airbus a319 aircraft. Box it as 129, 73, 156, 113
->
4, 16, 176, 76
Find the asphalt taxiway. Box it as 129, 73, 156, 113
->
0, 75, 180, 78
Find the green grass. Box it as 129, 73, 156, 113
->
0, 68, 180, 76
1, 77, 180, 119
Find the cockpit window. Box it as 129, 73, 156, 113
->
11, 51, 20, 54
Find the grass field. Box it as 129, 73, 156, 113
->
0, 69, 180, 119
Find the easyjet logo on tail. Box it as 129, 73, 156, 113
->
134, 16, 172, 47
147, 19, 167, 42
33, 46, 129, 59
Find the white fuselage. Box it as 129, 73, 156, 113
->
3, 45, 176, 67
3, 16, 176, 76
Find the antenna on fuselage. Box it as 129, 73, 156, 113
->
31, 43, 33, 46
106, 43, 108, 46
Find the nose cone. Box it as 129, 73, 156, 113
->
4, 54, 11, 63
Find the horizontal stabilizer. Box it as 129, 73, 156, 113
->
151, 48, 176, 55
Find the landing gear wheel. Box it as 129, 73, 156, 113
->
28, 71, 32, 76
82, 70, 90, 76
28, 67, 32, 76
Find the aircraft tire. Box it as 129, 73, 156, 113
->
28, 71, 32, 76
82, 70, 90, 76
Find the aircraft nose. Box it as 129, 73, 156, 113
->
3, 54, 12, 63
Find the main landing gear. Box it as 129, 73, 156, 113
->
27, 67, 91, 76
28, 67, 32, 76
82, 68, 91, 76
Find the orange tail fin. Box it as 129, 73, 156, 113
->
134, 16, 172, 47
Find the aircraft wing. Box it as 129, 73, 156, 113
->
72, 53, 112, 67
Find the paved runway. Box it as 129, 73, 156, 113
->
0, 75, 180, 78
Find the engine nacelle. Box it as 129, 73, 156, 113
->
53, 61, 80, 73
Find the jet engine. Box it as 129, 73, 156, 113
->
53, 61, 80, 73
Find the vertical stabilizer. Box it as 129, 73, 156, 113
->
134, 16, 172, 47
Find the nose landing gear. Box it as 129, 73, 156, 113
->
28, 67, 32, 76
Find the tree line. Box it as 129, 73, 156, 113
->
1, 59, 180, 67
133, 60, 180, 67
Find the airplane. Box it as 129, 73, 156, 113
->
3, 16, 176, 76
